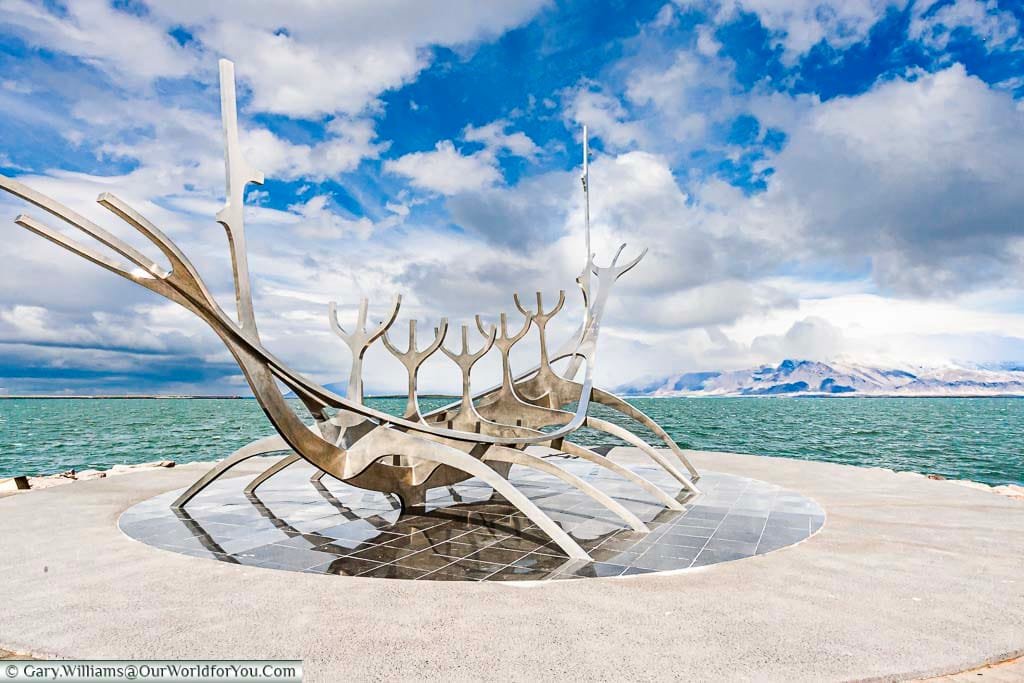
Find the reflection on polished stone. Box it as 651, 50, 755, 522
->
119, 455, 824, 582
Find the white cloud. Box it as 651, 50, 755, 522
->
693, 0, 908, 63
243, 118, 384, 181
384, 140, 502, 195
750, 316, 846, 362
911, 0, 1020, 51
762, 64, 1024, 294
717, 291, 1024, 370
0, 0, 196, 85
623, 48, 734, 145
561, 83, 646, 150
463, 120, 540, 159
2, 0, 550, 119
287, 195, 376, 240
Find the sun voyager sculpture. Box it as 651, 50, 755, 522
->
0, 60, 701, 561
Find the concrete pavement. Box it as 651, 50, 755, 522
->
0, 448, 1022, 682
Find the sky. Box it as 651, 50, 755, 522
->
1, 0, 1024, 396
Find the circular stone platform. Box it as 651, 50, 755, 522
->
118, 455, 825, 581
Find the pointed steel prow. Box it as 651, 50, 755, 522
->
215, 59, 264, 340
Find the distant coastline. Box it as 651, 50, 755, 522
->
618, 359, 1024, 398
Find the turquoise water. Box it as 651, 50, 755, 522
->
0, 397, 1021, 485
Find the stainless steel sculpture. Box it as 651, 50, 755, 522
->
0, 61, 700, 562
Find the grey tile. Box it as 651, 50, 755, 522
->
216, 528, 292, 555
234, 543, 336, 571
656, 531, 711, 549
691, 548, 748, 567
704, 537, 757, 555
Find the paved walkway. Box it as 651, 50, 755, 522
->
1, 449, 1022, 682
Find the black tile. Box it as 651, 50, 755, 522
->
565, 562, 627, 578
491, 535, 553, 553
465, 546, 530, 565
311, 556, 384, 576
359, 563, 428, 580
316, 521, 401, 544
394, 549, 459, 573
510, 553, 578, 573
349, 544, 419, 563
483, 565, 547, 582
421, 559, 505, 581
425, 541, 479, 558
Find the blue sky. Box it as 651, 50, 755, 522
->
1, 0, 1024, 395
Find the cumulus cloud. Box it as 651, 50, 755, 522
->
675, 0, 909, 63
446, 169, 576, 249
463, 120, 541, 159
763, 64, 1024, 295
287, 195, 376, 240
2, 0, 550, 119
384, 140, 502, 195
0, 0, 198, 85
750, 316, 846, 361
562, 83, 646, 150
911, 0, 1020, 51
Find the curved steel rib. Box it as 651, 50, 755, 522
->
483, 446, 648, 532
585, 416, 699, 494
244, 452, 300, 495
590, 388, 700, 480
345, 427, 589, 560
554, 440, 685, 510
172, 434, 289, 508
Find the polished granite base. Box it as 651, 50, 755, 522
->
119, 454, 824, 581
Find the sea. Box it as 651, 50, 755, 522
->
0, 397, 1021, 486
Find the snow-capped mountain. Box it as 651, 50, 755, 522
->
617, 359, 1024, 397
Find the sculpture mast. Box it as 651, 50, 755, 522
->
215, 59, 265, 339
580, 124, 592, 298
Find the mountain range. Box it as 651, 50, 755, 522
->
617, 359, 1024, 397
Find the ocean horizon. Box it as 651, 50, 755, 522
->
2, 396, 1021, 486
